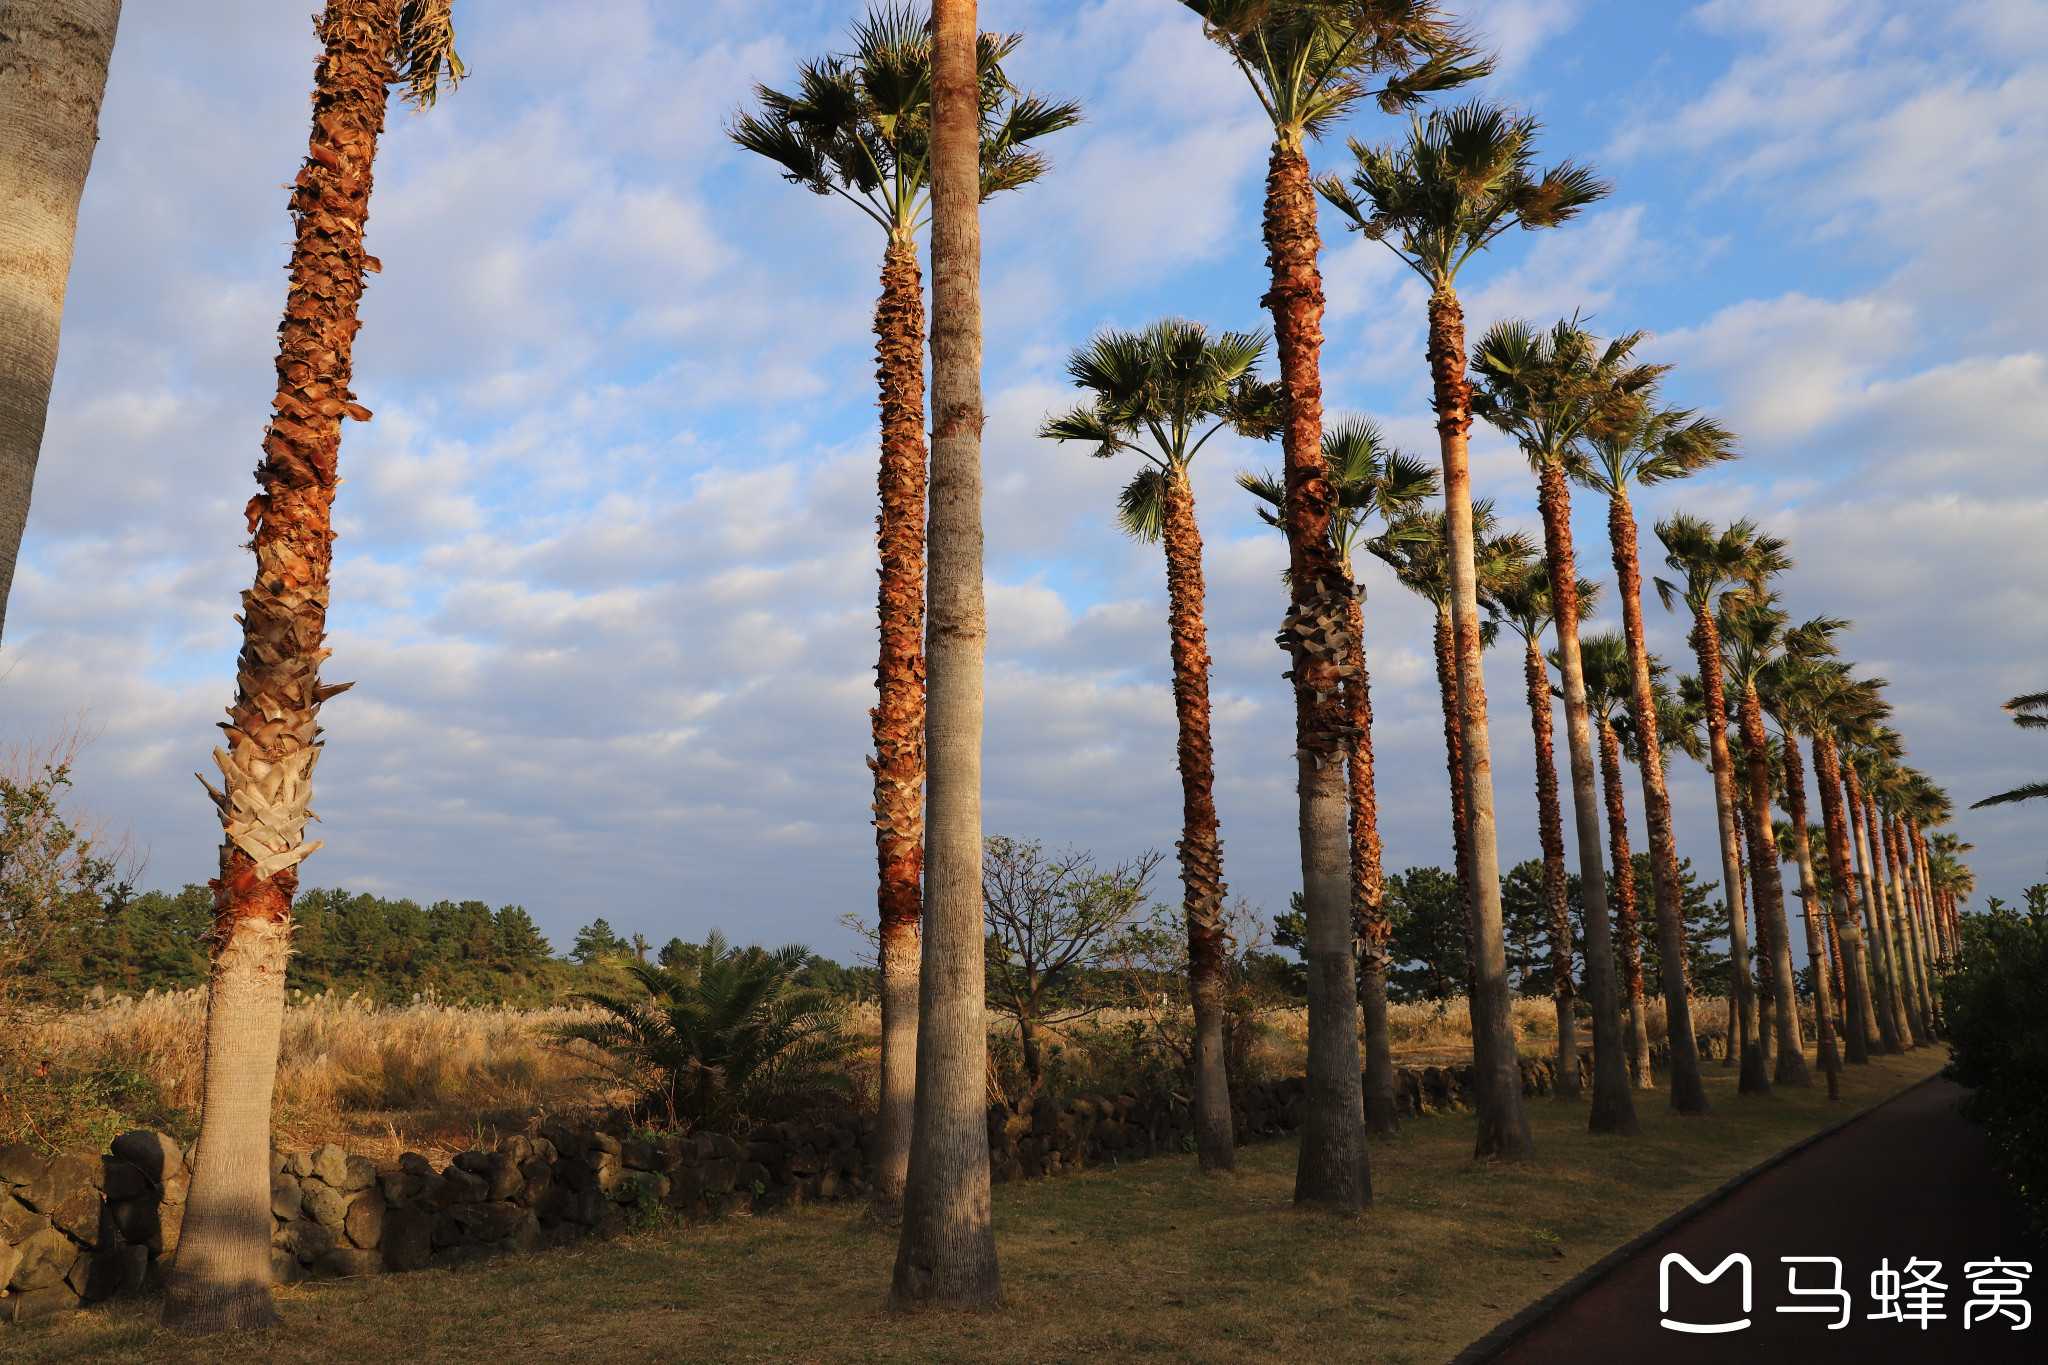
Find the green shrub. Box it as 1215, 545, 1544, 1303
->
1941, 890, 2048, 1231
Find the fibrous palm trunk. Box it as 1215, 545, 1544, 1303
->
1344, 592, 1399, 1133
1684, 612, 1754, 1070
1265, 134, 1368, 1209
1596, 716, 1652, 1088
1736, 684, 1809, 1085
1533, 461, 1637, 1136
1428, 285, 1534, 1160
164, 0, 389, 1334
1866, 793, 1920, 1047
1845, 768, 1907, 1052
1432, 607, 1475, 993
0, 0, 121, 639
870, 234, 928, 1219
1810, 730, 1871, 1062
1886, 816, 1935, 1042
1738, 786, 1777, 1079
1607, 496, 1709, 1113
1521, 635, 1580, 1100
1159, 467, 1236, 1171
1781, 735, 1840, 1099
890, 0, 999, 1307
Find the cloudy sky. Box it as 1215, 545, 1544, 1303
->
7, 0, 2045, 960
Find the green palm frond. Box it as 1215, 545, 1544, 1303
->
1117, 466, 1172, 543
1039, 318, 1275, 478
396, 0, 464, 110
2003, 691, 2048, 730
1472, 315, 1662, 472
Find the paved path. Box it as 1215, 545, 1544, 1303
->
1462, 1076, 2042, 1364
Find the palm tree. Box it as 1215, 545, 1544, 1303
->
1572, 400, 1735, 1112
1869, 758, 1939, 1038
1761, 657, 1849, 1098
554, 931, 860, 1133
1928, 832, 1975, 948
1471, 317, 1656, 1137
732, 7, 1078, 1220
1371, 505, 1535, 1012
1240, 416, 1436, 1133
1041, 318, 1279, 1171
1843, 735, 1915, 1050
1576, 632, 1656, 1086
1784, 664, 1885, 1063
0, 0, 122, 640
1184, 0, 1482, 1206
1491, 560, 1602, 1100
890, 0, 996, 1308
1971, 692, 2048, 807
164, 2, 461, 1336
1323, 102, 1607, 1156
1653, 513, 1788, 1074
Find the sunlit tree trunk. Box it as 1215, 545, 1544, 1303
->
1781, 735, 1839, 1099
1886, 815, 1935, 1042
1607, 495, 1709, 1113
0, 0, 122, 638
1344, 592, 1398, 1133
870, 231, 928, 1220
165, 0, 389, 1334
1738, 785, 1777, 1081
1432, 607, 1475, 992
1845, 767, 1907, 1053
1266, 131, 1369, 1209
890, 0, 999, 1307
1429, 286, 1534, 1159
1682, 612, 1753, 1069
1159, 468, 1235, 1171
1520, 633, 1579, 1099
1597, 715, 1653, 1088
1533, 462, 1636, 1135
1736, 683, 1809, 1085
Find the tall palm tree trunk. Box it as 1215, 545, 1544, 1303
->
1159, 467, 1236, 1172
1812, 730, 1874, 1061
891, 0, 998, 1306
1432, 607, 1475, 991
1868, 795, 1922, 1047
1901, 820, 1940, 1030
1429, 286, 1534, 1160
1607, 495, 1709, 1112
1683, 613, 1754, 1069
1597, 717, 1652, 1088
1886, 816, 1935, 1041
164, 0, 392, 1334
1845, 768, 1908, 1051
1737, 778, 1778, 1078
1911, 828, 1947, 965
1781, 735, 1840, 1098
870, 233, 928, 1219
1534, 462, 1637, 1135
1736, 684, 1809, 1084
1521, 635, 1580, 1099
1344, 592, 1398, 1133
1265, 134, 1368, 1209
0, 0, 121, 638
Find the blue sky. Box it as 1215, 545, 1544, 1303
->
7, 0, 2046, 961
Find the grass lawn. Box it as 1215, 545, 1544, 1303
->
3, 1048, 1946, 1365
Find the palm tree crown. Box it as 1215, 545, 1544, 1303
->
1971, 691, 2048, 808
1237, 415, 1437, 568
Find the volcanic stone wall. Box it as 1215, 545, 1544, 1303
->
1, 1052, 1589, 1321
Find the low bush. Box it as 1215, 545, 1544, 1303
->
1941, 890, 2048, 1231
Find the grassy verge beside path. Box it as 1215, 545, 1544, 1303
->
2, 1049, 1946, 1365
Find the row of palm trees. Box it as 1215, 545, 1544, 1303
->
44, 0, 1967, 1331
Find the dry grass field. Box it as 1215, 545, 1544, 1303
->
0, 1048, 1946, 1365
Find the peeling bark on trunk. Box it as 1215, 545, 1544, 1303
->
1433, 607, 1475, 988
1684, 611, 1754, 1069
0, 0, 122, 638
1737, 784, 1777, 1084
1522, 635, 1580, 1100
1345, 592, 1398, 1133
1159, 468, 1236, 1171
1429, 286, 1533, 1161
1533, 462, 1636, 1136
1736, 683, 1809, 1086
869, 236, 928, 1220
890, 0, 999, 1307
1608, 496, 1709, 1113
1781, 735, 1840, 1099
1264, 136, 1369, 1209
165, 0, 393, 1334
1597, 715, 1653, 1089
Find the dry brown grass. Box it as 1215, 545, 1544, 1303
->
17, 990, 621, 1158
0, 1047, 1948, 1365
